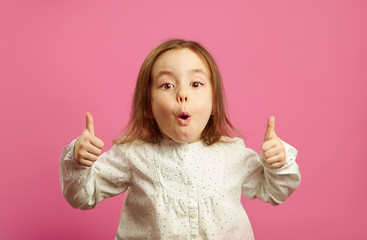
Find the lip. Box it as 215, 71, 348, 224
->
177, 112, 191, 125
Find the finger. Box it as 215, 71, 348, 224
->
261, 138, 277, 152
264, 116, 276, 141
86, 145, 102, 156
265, 155, 282, 165
263, 148, 279, 159
89, 136, 104, 149
268, 161, 285, 169
85, 112, 95, 136
80, 151, 99, 162
79, 158, 94, 167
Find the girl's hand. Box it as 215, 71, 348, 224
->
261, 116, 286, 169
74, 112, 104, 167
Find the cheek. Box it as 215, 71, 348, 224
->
197, 102, 212, 115
195, 90, 213, 112
151, 96, 171, 117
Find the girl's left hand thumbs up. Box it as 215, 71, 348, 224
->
261, 116, 286, 169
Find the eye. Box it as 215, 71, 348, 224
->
160, 83, 174, 89
190, 82, 203, 88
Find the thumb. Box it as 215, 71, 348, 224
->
85, 112, 95, 136
264, 116, 276, 141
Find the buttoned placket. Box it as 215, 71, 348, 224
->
181, 144, 199, 238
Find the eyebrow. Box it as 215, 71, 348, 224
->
154, 70, 174, 79
154, 69, 209, 79
190, 69, 209, 77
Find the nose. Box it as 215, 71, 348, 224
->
177, 86, 189, 103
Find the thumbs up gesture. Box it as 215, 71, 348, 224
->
74, 112, 105, 167
261, 116, 286, 169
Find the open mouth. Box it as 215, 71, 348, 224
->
179, 113, 190, 120
178, 112, 191, 125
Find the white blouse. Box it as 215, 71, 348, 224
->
60, 137, 300, 240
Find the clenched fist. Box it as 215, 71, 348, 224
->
74, 112, 104, 167
261, 116, 286, 169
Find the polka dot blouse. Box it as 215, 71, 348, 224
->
60, 137, 300, 239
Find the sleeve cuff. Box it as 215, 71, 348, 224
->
260, 139, 298, 173
60, 138, 89, 176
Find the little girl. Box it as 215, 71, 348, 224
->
60, 39, 300, 239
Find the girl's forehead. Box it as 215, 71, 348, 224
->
151, 48, 210, 77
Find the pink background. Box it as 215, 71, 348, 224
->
1, 0, 366, 239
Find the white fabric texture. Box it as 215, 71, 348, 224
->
60, 137, 300, 240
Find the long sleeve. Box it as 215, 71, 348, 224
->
59, 139, 130, 210
241, 140, 301, 206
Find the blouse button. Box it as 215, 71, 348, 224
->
190, 212, 197, 218
188, 180, 193, 185
183, 147, 189, 152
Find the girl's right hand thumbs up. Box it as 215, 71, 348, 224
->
85, 112, 95, 136
74, 112, 105, 167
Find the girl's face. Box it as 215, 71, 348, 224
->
150, 48, 213, 143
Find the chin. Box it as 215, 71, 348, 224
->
170, 134, 200, 144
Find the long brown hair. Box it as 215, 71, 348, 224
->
114, 39, 238, 145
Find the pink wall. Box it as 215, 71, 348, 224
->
1, 0, 366, 239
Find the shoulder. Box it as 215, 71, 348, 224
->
215, 136, 259, 158
217, 136, 246, 148
205, 136, 247, 154
111, 140, 151, 158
